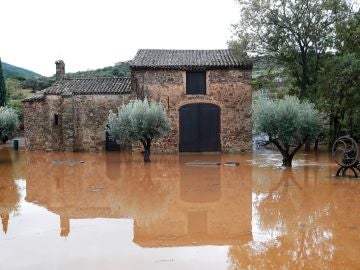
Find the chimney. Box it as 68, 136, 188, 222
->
60, 215, 70, 237
1, 214, 9, 234
55, 60, 65, 80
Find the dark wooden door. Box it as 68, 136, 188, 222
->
106, 131, 120, 151
179, 104, 221, 152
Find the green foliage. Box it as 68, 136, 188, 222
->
253, 94, 323, 166
107, 99, 171, 162
67, 62, 131, 79
0, 106, 19, 143
6, 78, 22, 99
336, 10, 360, 54
251, 56, 291, 97
316, 53, 360, 141
253, 95, 323, 145
8, 100, 24, 123
5, 78, 32, 122
0, 59, 7, 107
315, 10, 360, 144
107, 99, 171, 143
230, 0, 351, 99
21, 77, 55, 92
232, 1, 359, 149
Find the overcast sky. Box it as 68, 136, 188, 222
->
1, 0, 240, 76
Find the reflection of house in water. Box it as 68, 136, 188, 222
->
134, 155, 252, 247
0, 175, 18, 234
25, 152, 124, 237
0, 148, 22, 234
25, 152, 252, 246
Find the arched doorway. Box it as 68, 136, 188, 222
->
179, 103, 221, 152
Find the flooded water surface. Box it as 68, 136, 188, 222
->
0, 148, 359, 269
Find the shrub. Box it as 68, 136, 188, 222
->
107, 99, 171, 162
253, 94, 323, 167
0, 107, 19, 143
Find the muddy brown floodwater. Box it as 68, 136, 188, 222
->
0, 148, 359, 269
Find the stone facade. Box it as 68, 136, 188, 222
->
24, 94, 130, 151
23, 50, 252, 152
132, 69, 252, 152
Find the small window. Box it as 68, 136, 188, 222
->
186, 71, 206, 95
54, 114, 59, 126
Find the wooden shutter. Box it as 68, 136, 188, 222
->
186, 71, 206, 95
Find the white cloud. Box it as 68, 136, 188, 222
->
1, 0, 240, 76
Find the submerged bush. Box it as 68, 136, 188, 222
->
253, 94, 323, 167
0, 106, 19, 143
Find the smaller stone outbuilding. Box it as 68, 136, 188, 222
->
22, 62, 131, 151
23, 49, 253, 152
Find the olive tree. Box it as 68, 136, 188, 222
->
107, 99, 171, 162
253, 95, 323, 167
0, 107, 19, 143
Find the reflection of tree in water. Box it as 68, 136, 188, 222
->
0, 149, 21, 234
256, 169, 303, 232
229, 167, 360, 269
115, 155, 176, 226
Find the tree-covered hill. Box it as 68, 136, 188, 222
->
66, 62, 131, 79
3, 62, 42, 79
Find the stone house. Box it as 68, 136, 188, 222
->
23, 50, 252, 152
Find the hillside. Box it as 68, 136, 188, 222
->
66, 62, 131, 79
3, 62, 42, 79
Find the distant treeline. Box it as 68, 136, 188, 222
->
10, 62, 131, 92
67, 62, 131, 79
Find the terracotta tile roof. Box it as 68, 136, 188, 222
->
130, 49, 252, 70
22, 77, 131, 103
22, 90, 46, 103
43, 77, 131, 95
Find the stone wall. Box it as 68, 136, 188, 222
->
72, 95, 130, 151
24, 68, 252, 152
132, 69, 252, 153
24, 95, 63, 151
23, 94, 130, 151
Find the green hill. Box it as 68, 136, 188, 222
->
3, 62, 42, 79
66, 62, 131, 79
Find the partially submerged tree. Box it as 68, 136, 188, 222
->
0, 107, 19, 144
253, 95, 323, 167
107, 99, 171, 162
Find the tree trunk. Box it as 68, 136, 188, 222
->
304, 137, 311, 152
270, 138, 305, 168
141, 138, 152, 162
1, 135, 8, 144
144, 145, 151, 162
299, 48, 308, 99
314, 139, 319, 151
282, 154, 293, 168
